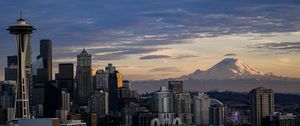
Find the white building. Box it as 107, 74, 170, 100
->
192, 92, 210, 125
153, 86, 174, 113
61, 90, 70, 111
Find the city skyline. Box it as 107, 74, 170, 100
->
1, 0, 300, 81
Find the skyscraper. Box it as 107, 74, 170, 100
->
168, 81, 183, 93
209, 99, 226, 126
39, 39, 52, 80
152, 86, 174, 113
250, 87, 274, 126
61, 89, 70, 111
43, 81, 61, 118
192, 92, 211, 125
174, 92, 192, 125
89, 91, 109, 119
93, 69, 108, 91
106, 63, 123, 112
7, 16, 35, 118
76, 49, 92, 106
57, 63, 74, 101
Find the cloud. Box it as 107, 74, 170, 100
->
248, 42, 300, 52
149, 67, 181, 72
224, 53, 237, 57
173, 54, 199, 59
2, 0, 300, 79
140, 55, 171, 60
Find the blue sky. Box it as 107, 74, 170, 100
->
1, 0, 300, 80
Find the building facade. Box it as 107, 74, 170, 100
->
250, 87, 274, 126
192, 92, 211, 125
76, 49, 92, 106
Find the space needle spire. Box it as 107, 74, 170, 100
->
7, 12, 36, 119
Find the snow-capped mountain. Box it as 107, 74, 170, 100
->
180, 58, 265, 80
132, 58, 300, 93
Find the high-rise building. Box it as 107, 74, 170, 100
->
61, 89, 70, 111
209, 99, 226, 126
174, 92, 192, 125
30, 39, 53, 116
192, 93, 211, 125
106, 63, 123, 112
4, 55, 17, 81
152, 86, 174, 113
168, 81, 183, 93
43, 81, 61, 118
89, 91, 108, 119
250, 87, 274, 126
40, 39, 52, 80
93, 69, 108, 91
7, 16, 35, 118
57, 63, 74, 101
76, 49, 92, 106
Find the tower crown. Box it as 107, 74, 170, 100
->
7, 15, 36, 34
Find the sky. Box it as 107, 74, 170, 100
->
1, 0, 300, 80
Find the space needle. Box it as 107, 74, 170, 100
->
7, 12, 36, 119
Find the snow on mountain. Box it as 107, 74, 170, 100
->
180, 58, 265, 80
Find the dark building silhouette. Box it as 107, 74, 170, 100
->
57, 63, 74, 101
4, 55, 17, 81
30, 39, 53, 116
44, 81, 61, 118
108, 70, 123, 113
168, 81, 183, 93
40, 39, 52, 81
76, 49, 92, 106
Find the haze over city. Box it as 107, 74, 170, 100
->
1, 0, 300, 81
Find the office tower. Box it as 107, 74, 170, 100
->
209, 105, 226, 126
250, 87, 274, 126
57, 63, 74, 101
209, 99, 226, 126
89, 91, 108, 119
93, 69, 108, 91
31, 40, 53, 116
7, 16, 35, 118
106, 63, 123, 112
4, 55, 17, 81
174, 92, 192, 125
168, 81, 183, 93
40, 39, 52, 80
192, 93, 211, 125
61, 89, 70, 111
31, 58, 45, 112
76, 49, 92, 106
44, 81, 61, 118
152, 86, 174, 113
